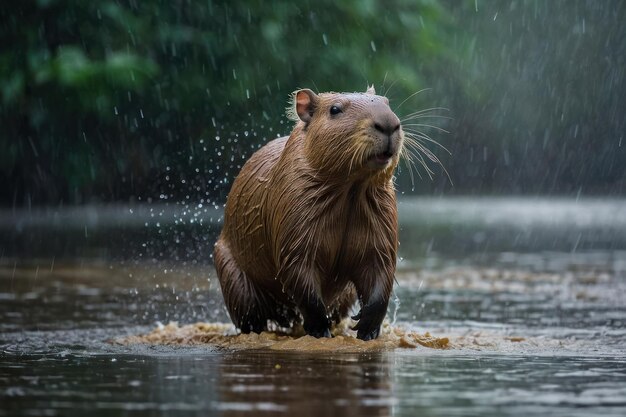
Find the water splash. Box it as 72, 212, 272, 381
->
115, 321, 450, 352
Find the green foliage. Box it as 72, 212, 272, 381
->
1, 0, 624, 205
1, 0, 454, 204
438, 0, 626, 194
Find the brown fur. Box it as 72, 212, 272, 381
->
213, 87, 403, 340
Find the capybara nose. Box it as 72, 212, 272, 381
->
373, 113, 400, 137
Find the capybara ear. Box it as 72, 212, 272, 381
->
294, 89, 319, 123
365, 85, 376, 95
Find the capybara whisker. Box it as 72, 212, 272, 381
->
393, 88, 432, 112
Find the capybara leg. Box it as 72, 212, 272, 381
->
330, 283, 358, 325
213, 239, 267, 333
352, 296, 388, 341
299, 293, 332, 338
352, 273, 393, 341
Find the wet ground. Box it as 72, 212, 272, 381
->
1, 197, 625, 416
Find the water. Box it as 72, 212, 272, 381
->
3, 352, 624, 417
1, 197, 625, 416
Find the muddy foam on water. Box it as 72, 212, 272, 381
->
116, 321, 544, 352
117, 321, 450, 352
116, 321, 601, 355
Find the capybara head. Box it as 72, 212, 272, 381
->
288, 86, 404, 180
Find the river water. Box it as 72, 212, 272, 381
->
1, 197, 625, 416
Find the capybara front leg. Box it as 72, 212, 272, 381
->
352, 295, 389, 341
280, 263, 331, 337
299, 292, 332, 338
352, 272, 393, 341
213, 238, 267, 333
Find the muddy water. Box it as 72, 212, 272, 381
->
1, 198, 626, 416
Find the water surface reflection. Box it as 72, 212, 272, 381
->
1, 198, 625, 416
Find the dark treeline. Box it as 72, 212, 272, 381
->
1, 0, 624, 206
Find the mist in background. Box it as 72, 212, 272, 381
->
1, 0, 624, 207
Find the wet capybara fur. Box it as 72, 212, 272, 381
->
214, 87, 403, 340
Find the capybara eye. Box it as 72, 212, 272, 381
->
330, 105, 342, 115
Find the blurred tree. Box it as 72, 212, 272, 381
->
0, 0, 452, 205
437, 0, 626, 195
1, 0, 623, 206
